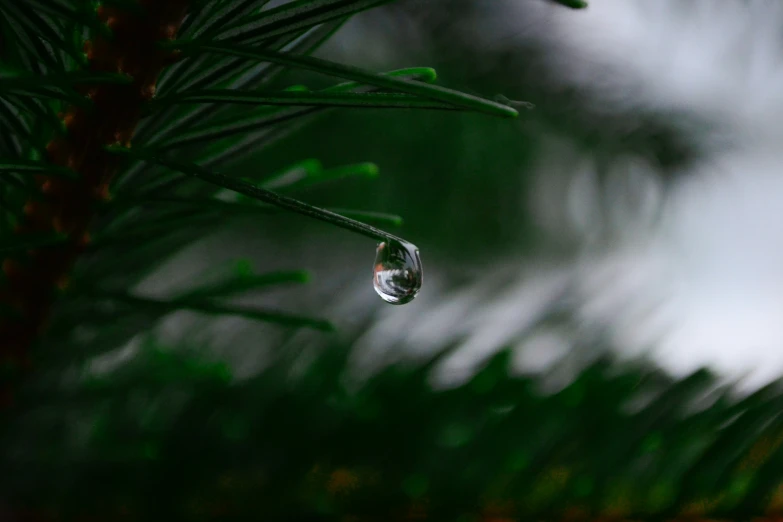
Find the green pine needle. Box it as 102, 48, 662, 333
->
106, 145, 409, 244
0, 159, 78, 179
166, 42, 519, 117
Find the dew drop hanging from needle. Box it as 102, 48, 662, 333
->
373, 240, 423, 305
104, 147, 427, 305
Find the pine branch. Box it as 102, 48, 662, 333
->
0, 1, 594, 520
0, 0, 524, 407
6, 342, 783, 521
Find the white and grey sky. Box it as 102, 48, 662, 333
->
533, 0, 783, 390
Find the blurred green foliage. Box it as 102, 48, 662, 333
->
5, 1, 783, 521
245, 108, 541, 257
7, 338, 783, 520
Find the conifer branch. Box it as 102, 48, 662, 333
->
0, 0, 191, 406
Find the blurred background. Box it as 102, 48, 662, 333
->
140, 0, 783, 393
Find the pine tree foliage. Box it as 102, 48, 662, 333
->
0, 0, 525, 516
15, 1, 783, 521
0, 0, 518, 399
9, 336, 783, 521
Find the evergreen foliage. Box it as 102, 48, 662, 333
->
0, 0, 516, 397
9, 1, 783, 522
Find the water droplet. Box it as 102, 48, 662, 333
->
373, 240, 422, 305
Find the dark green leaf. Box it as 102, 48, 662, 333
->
107, 145, 408, 244
173, 43, 520, 117
153, 89, 465, 111
88, 290, 335, 331
0, 159, 77, 179
151, 67, 440, 151
214, 0, 393, 44
551, 0, 588, 8
180, 269, 311, 300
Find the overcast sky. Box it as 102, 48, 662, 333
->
515, 0, 783, 390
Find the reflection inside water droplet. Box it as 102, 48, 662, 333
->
373, 240, 423, 305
